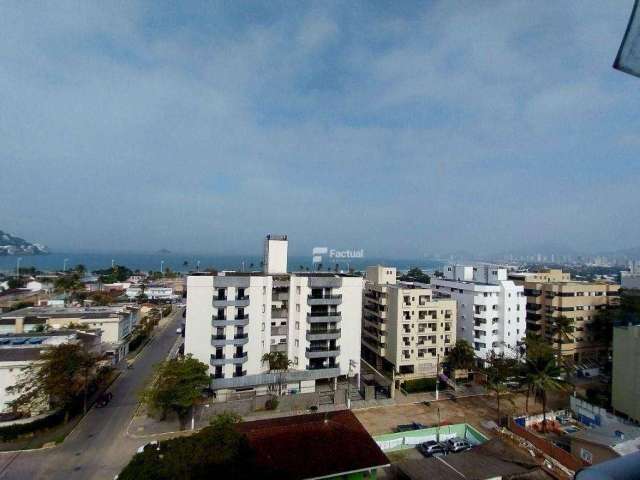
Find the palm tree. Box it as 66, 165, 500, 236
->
261, 352, 293, 395
485, 352, 517, 424
521, 335, 554, 412
551, 316, 574, 368
526, 354, 567, 432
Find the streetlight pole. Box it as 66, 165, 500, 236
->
160, 260, 165, 275
111, 259, 115, 268
435, 353, 439, 401
63, 258, 69, 272
16, 257, 22, 278
196, 260, 200, 272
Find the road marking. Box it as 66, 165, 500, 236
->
435, 455, 467, 479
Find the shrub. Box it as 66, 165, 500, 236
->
265, 397, 279, 411
0, 410, 66, 442
402, 378, 438, 393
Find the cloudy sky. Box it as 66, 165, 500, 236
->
1, 1, 638, 257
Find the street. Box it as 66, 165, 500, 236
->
0, 308, 184, 480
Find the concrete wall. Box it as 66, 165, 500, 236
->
612, 325, 640, 422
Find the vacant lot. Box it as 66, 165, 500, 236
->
354, 391, 567, 437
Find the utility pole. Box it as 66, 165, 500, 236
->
435, 353, 439, 401
160, 260, 165, 275
16, 257, 21, 278
437, 407, 441, 442
63, 258, 69, 272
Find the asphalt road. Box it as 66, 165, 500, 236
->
0, 308, 184, 480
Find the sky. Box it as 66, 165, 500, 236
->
1, 1, 639, 258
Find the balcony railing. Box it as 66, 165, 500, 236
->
307, 294, 342, 306
307, 312, 341, 323
307, 363, 339, 370
233, 352, 248, 359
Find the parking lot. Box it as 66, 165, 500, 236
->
354, 391, 567, 437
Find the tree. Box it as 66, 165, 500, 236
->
118, 413, 262, 480
7, 343, 97, 421
141, 355, 209, 428
521, 335, 554, 412
485, 352, 518, 424
261, 352, 292, 396
525, 353, 567, 432
399, 267, 430, 284
551, 316, 574, 368
54, 273, 84, 300
74, 264, 86, 276
445, 340, 476, 376
7, 277, 26, 289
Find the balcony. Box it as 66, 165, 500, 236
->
307, 294, 342, 306
307, 363, 339, 371
307, 312, 341, 323
305, 346, 340, 358
307, 328, 341, 341
208, 352, 248, 366
270, 343, 287, 353
213, 373, 224, 379
271, 325, 288, 336
213, 295, 250, 308
212, 315, 249, 328
211, 333, 249, 346
272, 291, 289, 301
272, 308, 288, 319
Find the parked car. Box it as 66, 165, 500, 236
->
95, 392, 113, 408
396, 422, 427, 432
444, 437, 472, 453
417, 440, 447, 457
137, 440, 159, 454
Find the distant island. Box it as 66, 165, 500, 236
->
156, 248, 172, 254
0, 230, 49, 255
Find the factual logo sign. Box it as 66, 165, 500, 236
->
312, 246, 364, 264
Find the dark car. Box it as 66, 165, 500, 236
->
96, 392, 113, 408
418, 440, 447, 457
396, 422, 427, 432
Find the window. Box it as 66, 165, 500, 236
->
295, 321, 300, 330
261, 323, 265, 331
296, 304, 300, 312
262, 304, 266, 313
294, 339, 299, 347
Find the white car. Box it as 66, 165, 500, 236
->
137, 440, 159, 454
176, 327, 182, 334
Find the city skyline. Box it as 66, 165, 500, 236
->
2, 1, 639, 258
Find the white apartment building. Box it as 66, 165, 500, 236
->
185, 235, 363, 398
362, 266, 456, 385
432, 265, 526, 361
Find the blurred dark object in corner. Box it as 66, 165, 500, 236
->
614, 0, 640, 78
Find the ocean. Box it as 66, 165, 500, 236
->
0, 252, 444, 275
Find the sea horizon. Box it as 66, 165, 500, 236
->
0, 251, 444, 275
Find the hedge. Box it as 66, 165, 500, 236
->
402, 378, 439, 393
0, 409, 66, 442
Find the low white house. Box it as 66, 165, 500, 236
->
125, 285, 175, 301
0, 331, 102, 413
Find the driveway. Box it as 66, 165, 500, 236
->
0, 307, 183, 480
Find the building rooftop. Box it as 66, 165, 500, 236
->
237, 410, 389, 479
570, 421, 640, 456
0, 330, 101, 362
0, 305, 137, 319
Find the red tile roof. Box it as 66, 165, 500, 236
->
237, 410, 389, 479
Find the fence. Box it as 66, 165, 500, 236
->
374, 423, 487, 452
508, 418, 585, 472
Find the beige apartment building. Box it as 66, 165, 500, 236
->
612, 323, 640, 423
362, 266, 456, 384
510, 269, 620, 363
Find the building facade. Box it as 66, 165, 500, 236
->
612, 323, 640, 423
511, 270, 620, 363
361, 266, 456, 383
432, 265, 526, 360
0, 305, 140, 363
185, 236, 363, 398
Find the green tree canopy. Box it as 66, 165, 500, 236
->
141, 355, 209, 426
445, 339, 476, 372
7, 343, 97, 420
399, 267, 430, 284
